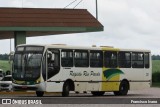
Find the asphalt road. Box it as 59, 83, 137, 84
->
0, 87, 159, 105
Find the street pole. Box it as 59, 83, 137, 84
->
96, 0, 98, 19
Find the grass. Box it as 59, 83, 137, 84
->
152, 60, 160, 73
152, 60, 160, 87
0, 60, 11, 72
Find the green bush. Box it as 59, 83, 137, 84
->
152, 72, 160, 82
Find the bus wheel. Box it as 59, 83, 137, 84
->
36, 91, 44, 97
62, 82, 70, 97
114, 81, 129, 96
91, 91, 105, 96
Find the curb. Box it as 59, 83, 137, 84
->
0, 91, 35, 95
0, 91, 61, 95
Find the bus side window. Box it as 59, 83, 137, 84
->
104, 51, 117, 68
90, 51, 103, 67
74, 51, 89, 67
144, 53, 149, 68
118, 52, 131, 68
61, 50, 73, 67
132, 52, 144, 68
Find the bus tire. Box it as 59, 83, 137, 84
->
36, 91, 44, 97
114, 81, 129, 96
62, 82, 70, 97
91, 91, 105, 96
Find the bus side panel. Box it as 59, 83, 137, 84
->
129, 82, 151, 90
46, 81, 63, 92
72, 68, 102, 92
45, 67, 71, 92
86, 68, 102, 92
120, 68, 151, 90
101, 68, 120, 91
71, 67, 88, 92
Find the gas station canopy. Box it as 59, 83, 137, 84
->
0, 8, 103, 39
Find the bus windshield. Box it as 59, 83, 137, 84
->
12, 46, 44, 81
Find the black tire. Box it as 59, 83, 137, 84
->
113, 91, 120, 96
91, 91, 105, 96
36, 91, 44, 97
114, 81, 129, 96
62, 82, 70, 97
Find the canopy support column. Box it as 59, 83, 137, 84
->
14, 31, 26, 48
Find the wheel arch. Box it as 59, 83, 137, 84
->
63, 79, 75, 91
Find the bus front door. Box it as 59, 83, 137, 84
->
46, 49, 60, 92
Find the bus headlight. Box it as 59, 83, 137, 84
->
36, 80, 40, 84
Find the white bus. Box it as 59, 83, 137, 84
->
12, 44, 151, 97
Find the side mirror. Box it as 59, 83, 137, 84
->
47, 51, 55, 61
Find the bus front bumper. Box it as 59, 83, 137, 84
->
12, 83, 38, 91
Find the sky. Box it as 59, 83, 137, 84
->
0, 0, 160, 55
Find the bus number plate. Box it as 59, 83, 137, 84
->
22, 86, 27, 89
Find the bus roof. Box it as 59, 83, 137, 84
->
17, 44, 151, 52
